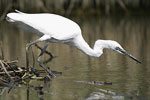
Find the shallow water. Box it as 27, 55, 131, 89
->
0, 15, 150, 100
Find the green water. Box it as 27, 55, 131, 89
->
0, 15, 149, 100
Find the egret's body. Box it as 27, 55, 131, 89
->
6, 10, 141, 78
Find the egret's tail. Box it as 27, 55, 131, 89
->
15, 9, 25, 14
6, 10, 25, 22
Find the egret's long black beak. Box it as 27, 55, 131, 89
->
117, 48, 141, 64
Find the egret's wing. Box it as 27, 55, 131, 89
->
7, 12, 81, 41
25, 14, 81, 41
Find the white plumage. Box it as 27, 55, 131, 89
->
6, 10, 141, 62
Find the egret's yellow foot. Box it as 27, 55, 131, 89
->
22, 72, 30, 79
31, 75, 43, 80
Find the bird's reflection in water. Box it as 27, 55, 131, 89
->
26, 79, 50, 100
0, 75, 149, 100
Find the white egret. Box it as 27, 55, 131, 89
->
6, 10, 141, 78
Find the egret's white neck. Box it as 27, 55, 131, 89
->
72, 35, 111, 58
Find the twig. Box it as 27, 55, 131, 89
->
0, 87, 7, 95
0, 77, 8, 83
0, 68, 23, 75
6, 60, 18, 64
0, 42, 4, 60
0, 60, 13, 81
3, 62, 17, 75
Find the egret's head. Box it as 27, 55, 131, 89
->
109, 41, 141, 64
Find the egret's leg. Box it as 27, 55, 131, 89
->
38, 42, 49, 57
26, 35, 51, 72
35, 44, 54, 59
26, 39, 41, 72
37, 42, 56, 78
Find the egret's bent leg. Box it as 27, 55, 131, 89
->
26, 34, 51, 72
38, 59, 56, 78
37, 42, 56, 78
35, 44, 54, 58
39, 42, 49, 57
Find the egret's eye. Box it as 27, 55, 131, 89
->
115, 47, 120, 50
